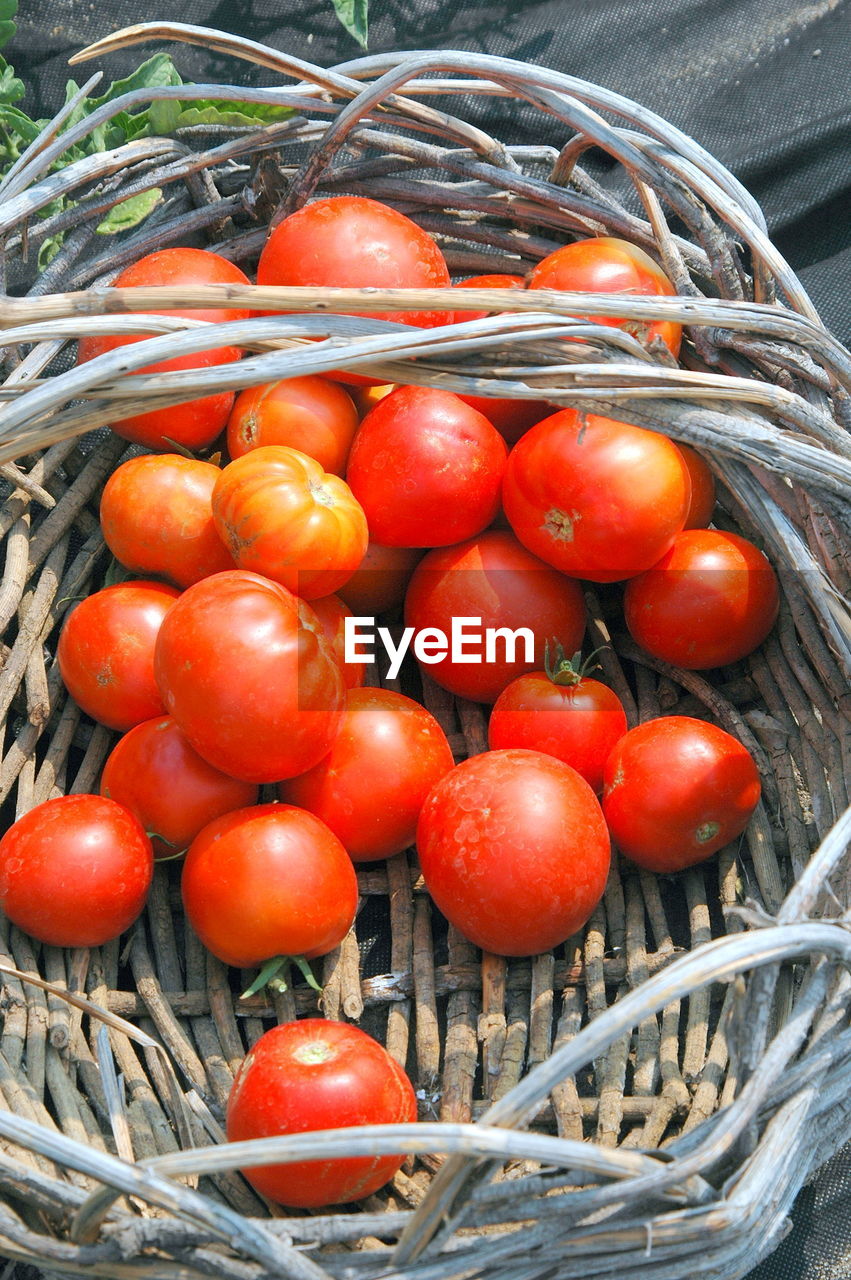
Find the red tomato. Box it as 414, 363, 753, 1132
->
257, 196, 453, 328
226, 1019, 417, 1208
181, 804, 358, 968
100, 716, 259, 859
527, 236, 682, 357
502, 408, 691, 582
77, 247, 250, 451
678, 444, 717, 529
404, 530, 587, 703
337, 541, 424, 617
451, 273, 526, 325
0, 795, 153, 946
226, 377, 360, 476
212, 446, 368, 600
309, 594, 366, 689
100, 454, 235, 589
346, 386, 508, 547
602, 716, 761, 871
624, 528, 780, 669
279, 687, 455, 862
417, 749, 610, 955
154, 570, 345, 782
57, 580, 180, 731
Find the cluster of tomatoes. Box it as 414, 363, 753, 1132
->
0, 194, 781, 1207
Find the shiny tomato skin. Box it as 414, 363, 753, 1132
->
346, 386, 508, 547
212, 446, 368, 600
154, 570, 345, 783
279, 687, 455, 862
77, 247, 251, 451
417, 749, 610, 956
57, 580, 180, 731
451, 273, 526, 325
257, 196, 453, 328
624, 529, 780, 669
527, 236, 682, 357
502, 408, 691, 582
602, 716, 761, 871
226, 1019, 417, 1207
678, 444, 717, 529
404, 531, 587, 703
100, 716, 259, 859
100, 454, 235, 589
488, 673, 628, 793
0, 795, 153, 947
336, 541, 424, 617
309, 594, 366, 689
181, 804, 358, 968
226, 377, 360, 476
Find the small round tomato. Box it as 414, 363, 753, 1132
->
502, 409, 691, 582
309, 594, 366, 689
100, 454, 235, 589
417, 749, 610, 955
0, 795, 153, 947
154, 570, 345, 782
336, 541, 424, 617
527, 236, 682, 356
181, 804, 358, 969
601, 716, 761, 872
100, 716, 259, 859
346, 386, 508, 548
279, 687, 455, 862
57, 580, 180, 731
226, 377, 359, 476
77, 247, 251, 451
212, 446, 368, 599
404, 530, 587, 703
624, 528, 780, 669
226, 1020, 417, 1208
678, 444, 717, 529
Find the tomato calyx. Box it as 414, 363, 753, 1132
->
241, 954, 322, 1000
544, 641, 604, 687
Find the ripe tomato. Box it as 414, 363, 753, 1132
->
100, 454, 235, 589
212, 446, 368, 600
77, 247, 250, 451
181, 804, 358, 968
336, 541, 424, 617
488, 649, 628, 793
154, 570, 345, 782
226, 1019, 417, 1208
346, 386, 508, 547
404, 530, 587, 703
57, 580, 180, 731
257, 196, 453, 328
527, 236, 682, 357
350, 383, 396, 416
0, 795, 153, 947
279, 687, 455, 862
417, 749, 610, 955
309, 594, 366, 689
624, 528, 780, 669
226, 377, 359, 477
100, 716, 259, 859
678, 444, 717, 529
502, 409, 691, 582
601, 716, 761, 872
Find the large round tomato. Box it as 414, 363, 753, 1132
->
212, 446, 368, 600
404, 530, 587, 703
677, 444, 717, 529
181, 804, 358, 968
100, 454, 235, 589
279, 687, 455, 862
100, 716, 259, 859
309, 594, 366, 689
57, 580, 180, 731
417, 749, 610, 955
226, 377, 360, 476
77, 247, 251, 451
502, 409, 691, 582
336, 540, 424, 617
0, 795, 153, 947
257, 196, 453, 328
154, 570, 345, 782
601, 716, 761, 872
623, 528, 780, 669
345, 386, 508, 548
226, 1020, 417, 1208
527, 236, 682, 357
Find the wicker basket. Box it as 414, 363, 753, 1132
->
0, 23, 850, 1280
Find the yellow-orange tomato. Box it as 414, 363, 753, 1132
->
226, 377, 359, 476
349, 383, 396, 417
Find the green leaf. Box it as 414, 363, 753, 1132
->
332, 0, 369, 48
0, 0, 17, 51
0, 0, 18, 20
37, 234, 63, 269
173, 100, 294, 129
0, 54, 24, 102
86, 52, 183, 108
148, 97, 182, 136
96, 187, 163, 235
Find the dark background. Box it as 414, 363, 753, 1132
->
5, 1, 851, 1277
